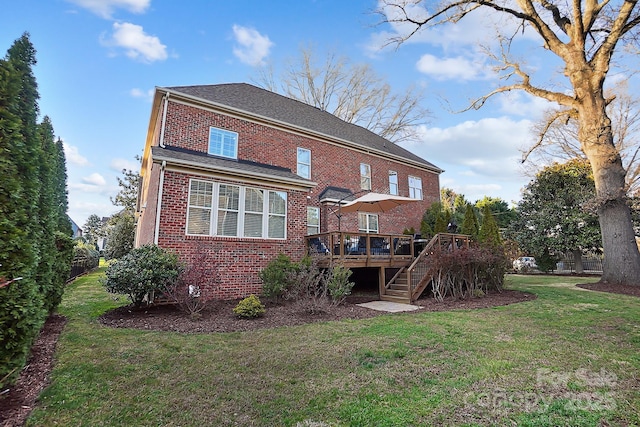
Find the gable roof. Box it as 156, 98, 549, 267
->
160, 83, 442, 173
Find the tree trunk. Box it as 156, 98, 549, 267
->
572, 249, 584, 274
577, 96, 640, 285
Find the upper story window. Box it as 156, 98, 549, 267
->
358, 213, 379, 233
389, 171, 398, 195
297, 148, 311, 179
209, 127, 238, 159
186, 179, 287, 239
409, 175, 423, 200
360, 163, 371, 190
307, 206, 320, 235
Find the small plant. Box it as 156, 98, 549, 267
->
259, 253, 297, 299
164, 247, 218, 319
233, 295, 265, 318
103, 245, 182, 307
326, 263, 354, 306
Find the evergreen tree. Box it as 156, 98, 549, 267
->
0, 33, 46, 387
83, 214, 106, 247
461, 204, 479, 240
479, 204, 501, 247
104, 211, 136, 260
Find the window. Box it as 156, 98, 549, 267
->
208, 127, 238, 159
409, 175, 423, 200
360, 163, 371, 190
307, 207, 320, 235
389, 171, 398, 195
358, 213, 379, 233
297, 148, 311, 179
186, 180, 213, 235
186, 179, 287, 239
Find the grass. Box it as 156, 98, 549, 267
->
26, 271, 640, 426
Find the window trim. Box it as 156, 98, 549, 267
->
408, 175, 423, 200
389, 170, 398, 195
307, 206, 320, 235
186, 178, 287, 239
297, 147, 311, 179
358, 212, 379, 234
208, 127, 238, 159
360, 163, 371, 191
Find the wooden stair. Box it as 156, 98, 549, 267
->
380, 269, 411, 304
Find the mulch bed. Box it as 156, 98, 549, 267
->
1, 282, 637, 426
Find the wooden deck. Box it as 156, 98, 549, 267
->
305, 232, 472, 303
305, 232, 417, 268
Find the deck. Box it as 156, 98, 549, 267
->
305, 232, 472, 303
305, 232, 418, 268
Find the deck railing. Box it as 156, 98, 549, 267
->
305, 232, 415, 262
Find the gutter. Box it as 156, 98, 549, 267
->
159, 93, 169, 148
153, 160, 166, 245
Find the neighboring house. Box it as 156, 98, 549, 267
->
69, 216, 82, 239
136, 83, 442, 300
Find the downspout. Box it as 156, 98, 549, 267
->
159, 93, 169, 148
154, 160, 166, 245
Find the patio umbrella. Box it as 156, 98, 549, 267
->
340, 192, 418, 213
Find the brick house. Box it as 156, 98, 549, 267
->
135, 83, 442, 300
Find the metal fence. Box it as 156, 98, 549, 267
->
555, 254, 603, 274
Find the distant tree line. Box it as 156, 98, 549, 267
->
0, 33, 73, 388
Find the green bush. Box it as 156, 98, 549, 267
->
233, 295, 266, 318
259, 253, 297, 299
326, 264, 354, 306
103, 245, 182, 307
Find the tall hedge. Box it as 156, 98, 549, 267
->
0, 33, 72, 388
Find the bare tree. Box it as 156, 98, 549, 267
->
254, 46, 429, 143
524, 81, 640, 193
379, 0, 640, 285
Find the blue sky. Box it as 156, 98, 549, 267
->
1, 0, 563, 226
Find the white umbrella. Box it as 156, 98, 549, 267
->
340, 192, 417, 213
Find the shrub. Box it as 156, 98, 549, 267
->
164, 248, 218, 319
326, 264, 354, 306
259, 253, 297, 299
233, 295, 265, 318
285, 256, 329, 314
103, 245, 182, 307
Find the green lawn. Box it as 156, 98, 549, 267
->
27, 270, 640, 426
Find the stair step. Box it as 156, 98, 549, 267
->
389, 284, 408, 291
380, 294, 411, 304
385, 289, 409, 297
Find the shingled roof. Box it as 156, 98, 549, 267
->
162, 83, 441, 173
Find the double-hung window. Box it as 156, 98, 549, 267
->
389, 171, 398, 195
297, 148, 311, 179
186, 179, 287, 239
209, 127, 238, 159
358, 213, 379, 233
360, 163, 371, 191
307, 207, 320, 235
409, 175, 423, 200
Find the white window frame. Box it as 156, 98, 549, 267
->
360, 163, 371, 190
389, 170, 398, 195
208, 127, 238, 159
297, 147, 311, 179
358, 213, 379, 234
409, 175, 423, 200
186, 179, 287, 239
307, 206, 320, 235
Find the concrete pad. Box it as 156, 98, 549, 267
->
356, 301, 422, 313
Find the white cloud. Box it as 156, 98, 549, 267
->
231, 25, 273, 66
66, 0, 150, 19
130, 87, 154, 100
102, 22, 168, 63
416, 54, 491, 81
497, 91, 555, 119
82, 172, 107, 186
110, 158, 140, 172
62, 142, 89, 166
400, 116, 535, 202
